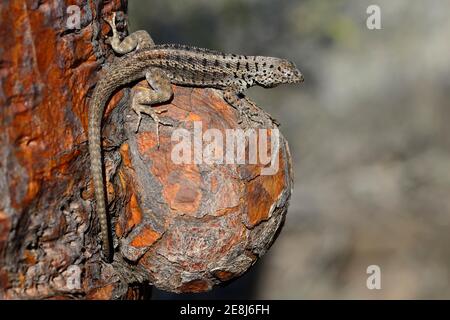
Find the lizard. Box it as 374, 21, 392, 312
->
89, 13, 304, 262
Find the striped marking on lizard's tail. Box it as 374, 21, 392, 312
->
88, 81, 114, 262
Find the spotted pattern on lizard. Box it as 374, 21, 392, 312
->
88, 13, 303, 261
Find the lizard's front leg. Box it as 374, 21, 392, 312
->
223, 86, 264, 127
242, 96, 280, 127
131, 69, 173, 147
105, 12, 155, 54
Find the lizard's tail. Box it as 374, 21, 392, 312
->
88, 77, 116, 262
88, 58, 145, 262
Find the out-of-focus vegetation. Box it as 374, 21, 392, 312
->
129, 0, 450, 299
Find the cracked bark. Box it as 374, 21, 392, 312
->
0, 0, 293, 299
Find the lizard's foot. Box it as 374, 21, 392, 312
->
238, 108, 264, 126
104, 13, 154, 52
223, 89, 267, 128
104, 12, 123, 51
236, 104, 265, 128
130, 69, 173, 147
104, 12, 117, 31
241, 97, 280, 127
132, 104, 172, 147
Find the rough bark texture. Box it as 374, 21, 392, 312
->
0, 0, 293, 299
115, 84, 293, 293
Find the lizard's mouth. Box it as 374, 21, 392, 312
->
263, 83, 278, 88
256, 80, 279, 88
291, 71, 304, 83
280, 75, 304, 84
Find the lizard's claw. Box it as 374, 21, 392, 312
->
104, 12, 117, 30
269, 116, 280, 127
154, 108, 168, 115
134, 112, 143, 133
132, 105, 172, 148
237, 106, 264, 128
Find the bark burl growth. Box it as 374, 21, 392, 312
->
0, 1, 293, 298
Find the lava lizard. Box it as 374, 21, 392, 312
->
89, 13, 304, 262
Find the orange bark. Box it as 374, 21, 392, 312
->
0, 0, 292, 299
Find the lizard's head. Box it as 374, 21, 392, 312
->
255, 57, 304, 88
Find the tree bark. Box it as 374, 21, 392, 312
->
0, 0, 293, 299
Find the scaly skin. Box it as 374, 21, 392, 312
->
89, 14, 303, 262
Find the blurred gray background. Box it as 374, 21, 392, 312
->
129, 0, 450, 299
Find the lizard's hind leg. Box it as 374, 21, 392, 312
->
105, 12, 155, 54
131, 69, 173, 147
